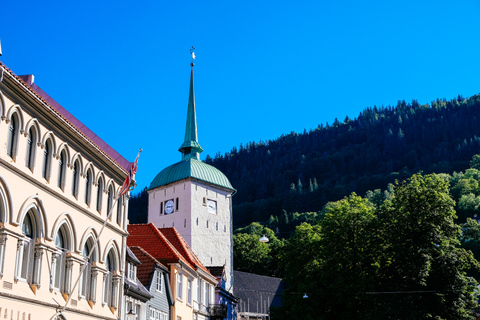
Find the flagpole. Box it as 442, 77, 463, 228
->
60, 149, 142, 316
61, 195, 121, 313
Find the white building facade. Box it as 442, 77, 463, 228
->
0, 62, 131, 319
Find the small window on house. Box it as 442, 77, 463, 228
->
156, 271, 162, 292
177, 273, 183, 300
176, 198, 179, 211
127, 262, 136, 280
187, 279, 192, 305
184, 219, 186, 228
160, 202, 163, 215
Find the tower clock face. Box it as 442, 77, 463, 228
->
165, 200, 174, 214
208, 200, 217, 214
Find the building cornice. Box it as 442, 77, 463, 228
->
0, 62, 128, 182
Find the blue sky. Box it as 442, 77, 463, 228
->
1, 0, 480, 192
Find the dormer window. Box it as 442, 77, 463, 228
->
127, 262, 136, 281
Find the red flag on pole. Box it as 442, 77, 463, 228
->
118, 149, 142, 196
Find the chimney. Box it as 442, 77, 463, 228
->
19, 74, 35, 86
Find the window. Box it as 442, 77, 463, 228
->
149, 307, 167, 320
197, 279, 203, 304
79, 240, 96, 302
25, 127, 36, 170
16, 213, 34, 281
103, 250, 119, 309
177, 273, 183, 300
127, 301, 140, 320
85, 169, 92, 205
15, 210, 41, 285
187, 279, 192, 305
127, 262, 136, 280
106, 185, 114, 216
72, 160, 80, 198
6, 114, 18, 159
176, 197, 179, 211
58, 150, 66, 190
103, 253, 113, 304
51, 225, 72, 294
204, 283, 210, 306
155, 270, 162, 292
116, 196, 123, 225
97, 178, 103, 213
42, 139, 53, 180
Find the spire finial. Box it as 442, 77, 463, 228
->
190, 46, 195, 67
179, 50, 203, 160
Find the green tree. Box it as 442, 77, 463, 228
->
470, 154, 480, 170
280, 174, 479, 320
460, 218, 480, 280
378, 174, 478, 319
233, 233, 269, 274
233, 222, 285, 277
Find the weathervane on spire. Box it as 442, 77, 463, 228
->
190, 46, 195, 67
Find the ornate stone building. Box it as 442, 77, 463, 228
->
0, 61, 132, 319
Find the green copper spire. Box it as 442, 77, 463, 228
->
179, 65, 203, 160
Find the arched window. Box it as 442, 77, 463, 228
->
25, 127, 36, 170
15, 209, 41, 285
97, 178, 104, 213
58, 150, 66, 190
51, 225, 72, 294
103, 250, 120, 309
6, 113, 18, 159
72, 160, 80, 198
106, 185, 114, 216
43, 139, 52, 180
85, 169, 92, 205
116, 196, 123, 225
79, 239, 97, 302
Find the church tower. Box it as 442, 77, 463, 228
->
147, 59, 235, 292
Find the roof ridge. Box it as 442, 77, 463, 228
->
158, 227, 210, 274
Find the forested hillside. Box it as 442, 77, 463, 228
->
204, 94, 480, 227
129, 94, 480, 228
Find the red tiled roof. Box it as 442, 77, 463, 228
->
159, 227, 210, 274
128, 223, 199, 270
127, 223, 213, 278
129, 246, 167, 287
0, 62, 131, 172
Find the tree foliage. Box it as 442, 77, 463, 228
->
279, 174, 479, 320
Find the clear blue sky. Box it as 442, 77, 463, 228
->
1, 0, 479, 192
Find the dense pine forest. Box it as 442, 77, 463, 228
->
129, 93, 480, 229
